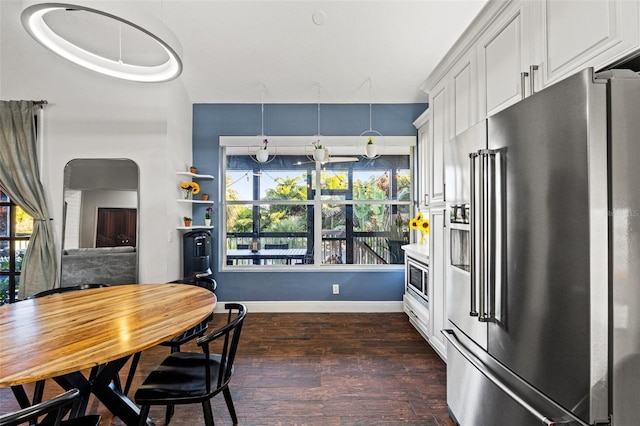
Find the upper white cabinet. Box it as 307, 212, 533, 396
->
413, 111, 430, 207
423, 0, 640, 120
429, 81, 447, 204
450, 49, 478, 136
534, 0, 640, 89
477, 2, 534, 117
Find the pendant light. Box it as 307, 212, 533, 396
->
21, 2, 183, 83
250, 84, 276, 164
309, 83, 328, 163
360, 77, 385, 159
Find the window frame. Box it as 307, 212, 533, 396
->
220, 136, 416, 271
0, 194, 32, 304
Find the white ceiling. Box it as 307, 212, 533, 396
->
16, 0, 489, 104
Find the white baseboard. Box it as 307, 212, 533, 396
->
214, 300, 404, 313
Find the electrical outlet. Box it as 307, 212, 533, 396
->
332, 284, 340, 295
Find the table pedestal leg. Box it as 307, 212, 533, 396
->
55, 356, 154, 426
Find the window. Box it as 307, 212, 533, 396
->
0, 190, 33, 304
222, 137, 413, 268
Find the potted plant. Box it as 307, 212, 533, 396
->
312, 139, 325, 162
183, 216, 192, 227
365, 136, 377, 158
189, 166, 197, 174
256, 138, 270, 163
204, 207, 212, 226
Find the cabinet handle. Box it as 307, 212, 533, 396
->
529, 65, 539, 95
520, 71, 529, 99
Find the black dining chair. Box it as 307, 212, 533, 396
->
0, 388, 100, 426
122, 275, 217, 395
134, 303, 247, 426
26, 283, 111, 299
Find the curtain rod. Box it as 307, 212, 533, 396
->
33, 100, 48, 106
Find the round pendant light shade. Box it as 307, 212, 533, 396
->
21, 2, 183, 83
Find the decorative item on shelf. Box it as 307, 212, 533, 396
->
183, 216, 192, 227
201, 193, 209, 201
180, 181, 200, 199
359, 77, 385, 160
409, 212, 430, 245
190, 166, 197, 174
205, 207, 212, 226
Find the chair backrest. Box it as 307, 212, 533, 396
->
197, 303, 247, 393
27, 284, 110, 299
0, 388, 95, 426
236, 244, 249, 249
170, 275, 217, 293
264, 243, 288, 249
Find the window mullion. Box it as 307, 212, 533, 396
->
313, 161, 322, 265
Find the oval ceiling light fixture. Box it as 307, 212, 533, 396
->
21, 2, 183, 83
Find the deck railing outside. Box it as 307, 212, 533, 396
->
226, 232, 407, 265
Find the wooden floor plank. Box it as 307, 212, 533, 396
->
0, 312, 454, 425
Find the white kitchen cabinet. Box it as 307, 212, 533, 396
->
428, 208, 447, 360
534, 0, 640, 90
450, 50, 478, 136
413, 110, 430, 208
429, 80, 447, 204
402, 244, 430, 341
477, 1, 534, 117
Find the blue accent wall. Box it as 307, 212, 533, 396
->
192, 103, 427, 302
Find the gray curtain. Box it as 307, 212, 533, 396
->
0, 100, 56, 298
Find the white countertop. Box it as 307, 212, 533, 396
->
402, 243, 429, 264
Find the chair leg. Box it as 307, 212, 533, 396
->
123, 352, 141, 395
138, 405, 151, 426
202, 400, 215, 426
223, 387, 238, 424
165, 405, 175, 425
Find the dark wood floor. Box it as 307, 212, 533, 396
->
0, 312, 454, 425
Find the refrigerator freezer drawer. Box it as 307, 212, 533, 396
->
443, 329, 588, 426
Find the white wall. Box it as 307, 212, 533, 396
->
0, 1, 193, 284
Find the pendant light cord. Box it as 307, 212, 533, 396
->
368, 77, 373, 131
261, 83, 265, 136
317, 82, 321, 136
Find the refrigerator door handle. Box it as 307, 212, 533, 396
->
442, 329, 589, 426
469, 152, 479, 317
479, 148, 499, 323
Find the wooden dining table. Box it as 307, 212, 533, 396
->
0, 283, 216, 425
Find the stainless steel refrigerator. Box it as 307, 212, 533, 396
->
442, 67, 640, 426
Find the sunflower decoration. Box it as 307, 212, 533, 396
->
409, 212, 430, 244
180, 181, 200, 199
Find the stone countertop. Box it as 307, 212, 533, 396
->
402, 243, 429, 264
